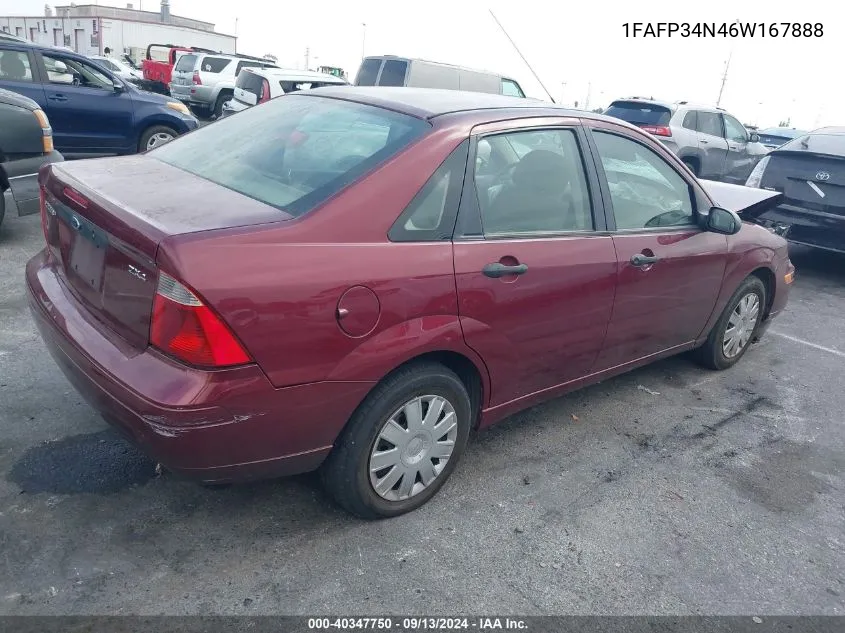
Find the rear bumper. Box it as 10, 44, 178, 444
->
170, 84, 214, 107
761, 204, 845, 254
26, 250, 374, 482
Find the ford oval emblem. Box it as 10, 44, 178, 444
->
816, 171, 830, 181
70, 215, 81, 230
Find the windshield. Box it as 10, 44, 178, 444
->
151, 94, 430, 216
605, 101, 672, 125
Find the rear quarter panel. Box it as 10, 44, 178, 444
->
156, 123, 491, 397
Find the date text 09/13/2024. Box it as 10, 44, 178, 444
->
622, 22, 823, 37
307, 617, 528, 630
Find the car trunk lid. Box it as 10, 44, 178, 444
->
760, 151, 845, 217
41, 155, 290, 352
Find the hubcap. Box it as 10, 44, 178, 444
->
146, 132, 174, 150
723, 292, 760, 358
369, 395, 458, 502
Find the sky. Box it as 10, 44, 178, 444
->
2, 0, 840, 130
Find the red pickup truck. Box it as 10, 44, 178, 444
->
141, 44, 215, 94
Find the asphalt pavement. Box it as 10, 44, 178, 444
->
0, 214, 843, 615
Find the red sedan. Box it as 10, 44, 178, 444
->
26, 87, 794, 518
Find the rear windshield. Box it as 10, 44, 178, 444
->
235, 69, 263, 99
778, 133, 845, 157
355, 58, 381, 86
605, 101, 672, 125
151, 95, 430, 216
174, 54, 196, 72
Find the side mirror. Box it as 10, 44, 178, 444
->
707, 206, 742, 235
112, 80, 125, 92
749, 133, 760, 143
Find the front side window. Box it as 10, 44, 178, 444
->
723, 115, 748, 143
42, 53, 112, 89
592, 130, 695, 230
474, 129, 593, 236
152, 95, 430, 217
0, 50, 34, 81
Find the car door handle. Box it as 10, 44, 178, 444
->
729, 145, 739, 150
631, 254, 659, 267
48, 94, 68, 102
482, 262, 528, 278
700, 139, 709, 144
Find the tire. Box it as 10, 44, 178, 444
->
694, 276, 766, 370
321, 362, 472, 519
213, 92, 232, 119
0, 188, 6, 231
682, 158, 699, 177
138, 125, 177, 153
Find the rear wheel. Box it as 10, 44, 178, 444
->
138, 125, 177, 153
321, 362, 472, 519
213, 92, 232, 119
694, 276, 766, 370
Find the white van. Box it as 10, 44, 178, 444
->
355, 56, 526, 97
221, 67, 349, 117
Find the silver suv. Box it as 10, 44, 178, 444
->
170, 52, 278, 118
604, 98, 769, 184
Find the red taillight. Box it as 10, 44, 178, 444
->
259, 78, 271, 104
39, 185, 49, 243
192, 71, 202, 85
150, 271, 251, 368
640, 125, 672, 137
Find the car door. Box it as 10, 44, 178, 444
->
694, 110, 730, 179
0, 47, 46, 107
584, 124, 728, 370
452, 122, 618, 406
36, 51, 135, 154
721, 113, 755, 183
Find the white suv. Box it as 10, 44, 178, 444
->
170, 52, 279, 118
221, 67, 349, 118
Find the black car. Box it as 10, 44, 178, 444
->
756, 127, 808, 150
746, 126, 845, 254
0, 87, 63, 227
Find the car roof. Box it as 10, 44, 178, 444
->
301, 86, 618, 123
246, 67, 347, 83
0, 86, 39, 110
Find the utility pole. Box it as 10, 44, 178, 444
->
560, 81, 567, 106
716, 49, 732, 107
305, 46, 310, 70
361, 23, 367, 60
585, 82, 592, 110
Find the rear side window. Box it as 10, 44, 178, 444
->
152, 95, 430, 217
200, 57, 231, 73
377, 60, 408, 87
355, 58, 381, 86
696, 111, 723, 137
604, 102, 671, 125
682, 111, 697, 131
174, 54, 196, 72
0, 50, 34, 81
501, 79, 524, 97
389, 140, 469, 242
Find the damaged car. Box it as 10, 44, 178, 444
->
27, 87, 793, 518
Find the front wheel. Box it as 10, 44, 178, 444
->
138, 125, 177, 153
321, 362, 472, 519
694, 276, 766, 370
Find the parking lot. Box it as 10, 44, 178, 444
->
0, 213, 843, 615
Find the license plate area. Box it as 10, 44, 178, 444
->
55, 200, 110, 293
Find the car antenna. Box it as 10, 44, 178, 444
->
488, 9, 556, 103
